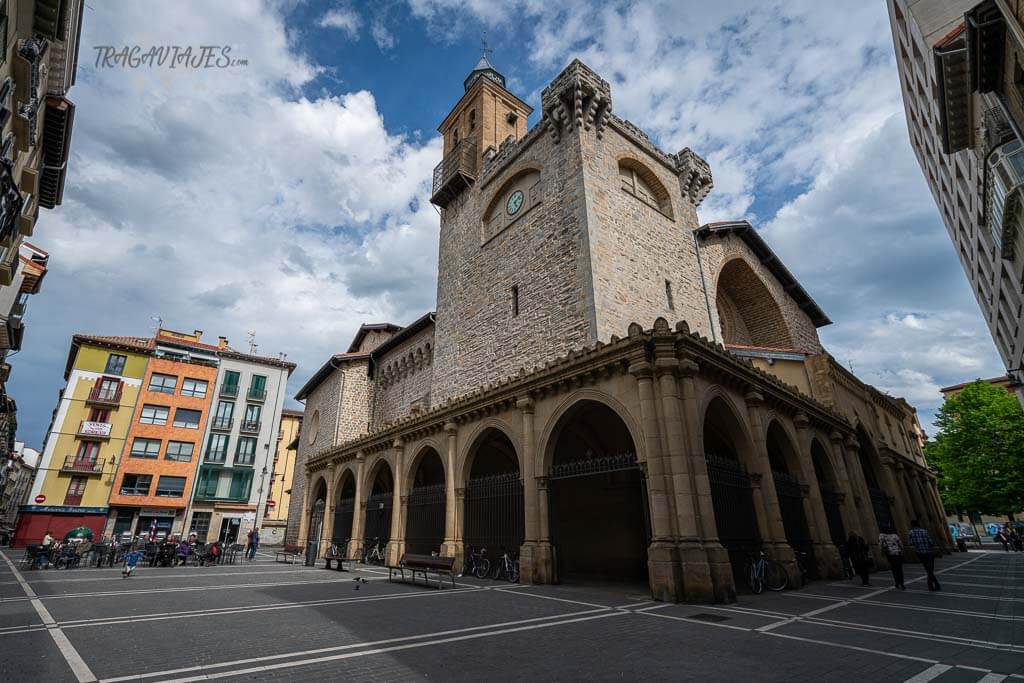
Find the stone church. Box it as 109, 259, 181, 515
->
286, 57, 950, 603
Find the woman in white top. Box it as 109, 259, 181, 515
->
878, 525, 905, 590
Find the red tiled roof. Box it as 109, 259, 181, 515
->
73, 334, 156, 352
155, 333, 222, 353
725, 343, 810, 355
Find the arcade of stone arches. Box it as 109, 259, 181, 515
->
299, 324, 949, 604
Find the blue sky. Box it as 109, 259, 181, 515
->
15, 0, 1004, 446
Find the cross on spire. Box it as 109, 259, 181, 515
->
480, 33, 493, 61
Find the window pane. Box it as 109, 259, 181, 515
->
224, 370, 240, 388
155, 476, 186, 497
206, 433, 229, 462
165, 441, 194, 462
215, 401, 234, 419
105, 354, 127, 375
235, 437, 257, 466
244, 404, 261, 422
172, 408, 202, 429
181, 378, 208, 398
148, 373, 177, 394
189, 512, 211, 541
140, 404, 169, 425
120, 474, 152, 496
130, 438, 161, 458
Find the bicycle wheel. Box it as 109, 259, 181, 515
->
746, 562, 763, 594
765, 561, 789, 591
475, 558, 490, 579
508, 560, 520, 583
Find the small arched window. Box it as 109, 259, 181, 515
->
618, 159, 673, 218
469, 109, 476, 131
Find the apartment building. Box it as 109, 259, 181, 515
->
260, 408, 301, 545
105, 330, 220, 540
0, 440, 37, 537
186, 350, 294, 544
888, 0, 1024, 405
17, 335, 150, 545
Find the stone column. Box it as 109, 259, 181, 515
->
841, 437, 884, 565
517, 397, 551, 584
676, 358, 733, 602
923, 474, 954, 551
827, 432, 860, 544
744, 391, 798, 582
296, 470, 313, 549
387, 440, 405, 566
442, 422, 459, 560
793, 414, 842, 579
348, 453, 366, 559
320, 463, 337, 559
536, 476, 553, 583
878, 455, 912, 537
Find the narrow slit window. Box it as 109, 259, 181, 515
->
511, 285, 519, 317
665, 279, 675, 311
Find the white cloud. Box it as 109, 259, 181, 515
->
318, 7, 362, 38
371, 18, 397, 51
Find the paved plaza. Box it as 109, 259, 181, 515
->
0, 549, 1021, 682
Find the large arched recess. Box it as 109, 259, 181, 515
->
305, 477, 328, 566
766, 420, 815, 578
545, 399, 649, 583
463, 426, 524, 560
811, 439, 846, 545
856, 424, 894, 532
716, 258, 794, 348
404, 446, 446, 555
331, 469, 356, 549
363, 460, 393, 547
702, 395, 762, 587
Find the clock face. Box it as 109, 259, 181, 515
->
506, 190, 524, 216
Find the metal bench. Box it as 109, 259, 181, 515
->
388, 553, 456, 589
323, 542, 356, 571
275, 544, 304, 564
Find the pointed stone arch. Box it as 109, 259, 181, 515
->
617, 157, 674, 218
715, 258, 794, 348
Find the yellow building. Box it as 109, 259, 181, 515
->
261, 408, 302, 545
16, 335, 152, 545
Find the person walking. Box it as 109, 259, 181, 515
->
246, 528, 260, 561
908, 519, 941, 591
845, 532, 871, 586
995, 528, 1009, 552
878, 525, 906, 590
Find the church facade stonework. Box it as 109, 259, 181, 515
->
291, 59, 951, 603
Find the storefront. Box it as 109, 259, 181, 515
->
12, 505, 109, 547
106, 506, 181, 541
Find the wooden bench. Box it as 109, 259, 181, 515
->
275, 544, 304, 564
323, 543, 355, 571
388, 553, 456, 589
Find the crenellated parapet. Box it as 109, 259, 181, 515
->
541, 59, 612, 144
673, 147, 713, 207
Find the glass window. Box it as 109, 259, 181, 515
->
148, 373, 177, 394
165, 441, 194, 462
215, 400, 234, 419
120, 474, 152, 496
172, 408, 202, 429
197, 469, 220, 498
65, 476, 87, 505
235, 437, 257, 466
244, 404, 262, 423
206, 433, 229, 463
105, 353, 127, 375
180, 378, 208, 398
139, 404, 169, 425
155, 476, 187, 498
248, 374, 267, 399
229, 470, 253, 500
130, 438, 161, 459
223, 370, 240, 390
96, 377, 120, 401
189, 511, 211, 541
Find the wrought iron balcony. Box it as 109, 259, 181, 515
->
211, 416, 233, 431
246, 387, 267, 402
430, 140, 477, 208
0, 162, 23, 250
240, 419, 261, 434
86, 382, 122, 407
61, 455, 104, 475
219, 383, 239, 398
39, 97, 74, 209
77, 420, 112, 439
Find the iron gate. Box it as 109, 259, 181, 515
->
405, 483, 446, 554
705, 454, 761, 585
332, 496, 355, 548
464, 472, 524, 556
820, 487, 846, 544
772, 470, 816, 579
305, 499, 324, 567
363, 491, 392, 546
868, 486, 894, 532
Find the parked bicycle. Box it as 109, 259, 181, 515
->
491, 549, 520, 583
460, 545, 490, 578
745, 550, 788, 594
363, 538, 386, 565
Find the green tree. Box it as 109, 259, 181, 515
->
925, 380, 1024, 518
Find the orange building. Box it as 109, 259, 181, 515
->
105, 330, 221, 539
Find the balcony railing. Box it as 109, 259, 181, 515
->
86, 383, 122, 407
219, 383, 239, 398
246, 387, 267, 401
211, 416, 233, 431
61, 455, 104, 475
240, 420, 261, 434
77, 420, 112, 439
430, 140, 477, 208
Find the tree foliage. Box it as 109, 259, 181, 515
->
925, 381, 1024, 517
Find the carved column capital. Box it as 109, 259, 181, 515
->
443, 421, 457, 434
628, 360, 654, 379
515, 397, 534, 413
829, 430, 845, 444
793, 412, 810, 430
744, 391, 765, 407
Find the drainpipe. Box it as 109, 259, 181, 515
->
691, 228, 718, 344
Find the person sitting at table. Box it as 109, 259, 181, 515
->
176, 539, 190, 566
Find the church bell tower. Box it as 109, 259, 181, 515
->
430, 51, 533, 208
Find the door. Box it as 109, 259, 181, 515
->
64, 477, 87, 505
219, 517, 241, 544
74, 442, 99, 469
306, 500, 325, 566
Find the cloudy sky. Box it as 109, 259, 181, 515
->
15, 0, 1004, 445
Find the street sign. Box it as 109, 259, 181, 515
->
34, 494, 45, 503
267, 500, 276, 509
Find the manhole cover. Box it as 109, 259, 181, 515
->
688, 613, 730, 623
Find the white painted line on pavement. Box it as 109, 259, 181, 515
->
491, 587, 610, 609
636, 608, 751, 632
0, 549, 96, 683
804, 615, 1024, 653
99, 607, 612, 683
902, 664, 951, 682
977, 674, 1008, 683
764, 631, 937, 664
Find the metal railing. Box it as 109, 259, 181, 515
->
240, 420, 261, 433
219, 383, 239, 398
210, 416, 233, 431
61, 455, 104, 474
246, 388, 267, 401
431, 140, 477, 201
